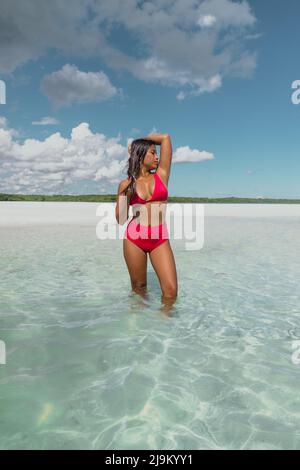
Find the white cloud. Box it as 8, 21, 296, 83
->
0, 0, 259, 98
197, 0, 256, 28
173, 146, 214, 163
41, 64, 120, 107
176, 74, 222, 100
32, 116, 60, 125
245, 32, 264, 40
0, 118, 127, 193
176, 91, 186, 101
149, 126, 159, 135
0, 116, 8, 127
0, 117, 214, 194
197, 14, 217, 28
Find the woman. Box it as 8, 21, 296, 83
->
115, 133, 178, 312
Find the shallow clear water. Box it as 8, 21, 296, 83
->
0, 216, 300, 450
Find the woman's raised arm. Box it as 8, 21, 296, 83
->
143, 133, 172, 183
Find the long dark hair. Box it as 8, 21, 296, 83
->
124, 138, 156, 197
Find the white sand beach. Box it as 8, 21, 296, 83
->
1, 201, 300, 226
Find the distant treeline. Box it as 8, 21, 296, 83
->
1, 193, 300, 204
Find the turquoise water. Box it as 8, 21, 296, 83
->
0, 216, 300, 449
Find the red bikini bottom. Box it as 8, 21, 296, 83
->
125, 218, 169, 253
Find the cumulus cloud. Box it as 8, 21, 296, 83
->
32, 116, 60, 126
173, 146, 214, 163
0, 118, 214, 194
41, 64, 120, 107
0, 0, 259, 99
0, 118, 127, 193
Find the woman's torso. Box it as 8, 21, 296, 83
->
128, 171, 168, 226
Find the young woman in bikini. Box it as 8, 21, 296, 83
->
115, 133, 178, 312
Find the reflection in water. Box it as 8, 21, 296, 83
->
1, 217, 300, 449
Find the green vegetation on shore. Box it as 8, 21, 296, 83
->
1, 193, 300, 203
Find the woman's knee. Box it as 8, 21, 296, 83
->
162, 283, 177, 299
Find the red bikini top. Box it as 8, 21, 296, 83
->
129, 172, 168, 206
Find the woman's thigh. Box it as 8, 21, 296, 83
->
149, 241, 178, 297
123, 238, 148, 287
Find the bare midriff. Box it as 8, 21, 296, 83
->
130, 200, 167, 226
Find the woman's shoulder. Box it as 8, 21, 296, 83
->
118, 177, 131, 190
118, 177, 134, 198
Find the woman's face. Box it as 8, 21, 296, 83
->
143, 144, 159, 170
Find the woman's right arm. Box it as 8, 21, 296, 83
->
115, 178, 132, 225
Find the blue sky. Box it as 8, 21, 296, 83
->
0, 0, 299, 198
